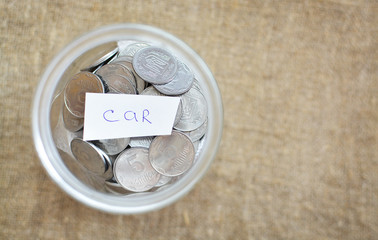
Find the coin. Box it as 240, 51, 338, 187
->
140, 86, 183, 125
114, 147, 161, 192
64, 71, 105, 118
95, 63, 136, 90
117, 40, 138, 53
129, 136, 155, 148
154, 61, 194, 95
118, 42, 150, 57
62, 103, 84, 132
52, 106, 83, 154
70, 138, 113, 179
154, 175, 172, 187
182, 118, 208, 142
101, 74, 136, 94
59, 149, 107, 192
92, 137, 130, 156
133, 47, 178, 84
192, 140, 200, 153
81, 44, 118, 72
112, 56, 146, 94
192, 77, 202, 91
149, 131, 195, 177
105, 179, 130, 195
174, 87, 207, 131
50, 91, 63, 129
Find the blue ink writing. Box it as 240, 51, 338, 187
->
142, 109, 152, 124
124, 111, 138, 122
102, 109, 152, 124
103, 110, 119, 122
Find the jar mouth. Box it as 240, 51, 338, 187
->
32, 24, 223, 214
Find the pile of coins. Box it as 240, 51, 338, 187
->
60, 41, 208, 194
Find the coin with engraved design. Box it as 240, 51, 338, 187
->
101, 74, 136, 94
133, 47, 177, 84
149, 131, 195, 177
174, 87, 207, 131
70, 138, 113, 180
140, 86, 183, 126
62, 103, 84, 132
114, 147, 161, 192
154, 61, 194, 95
96, 63, 136, 89
118, 42, 149, 57
111, 56, 145, 94
92, 137, 130, 156
64, 71, 105, 118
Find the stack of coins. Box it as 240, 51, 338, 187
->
60, 41, 208, 194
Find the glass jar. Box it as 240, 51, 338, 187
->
32, 24, 223, 214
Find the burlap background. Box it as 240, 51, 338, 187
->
1, 0, 377, 239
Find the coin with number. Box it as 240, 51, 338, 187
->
114, 147, 161, 192
64, 71, 105, 118
133, 47, 177, 84
154, 61, 194, 95
149, 131, 195, 177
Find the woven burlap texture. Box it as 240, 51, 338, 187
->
0, 0, 377, 239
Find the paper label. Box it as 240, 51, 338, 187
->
83, 93, 180, 141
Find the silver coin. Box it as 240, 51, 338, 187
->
133, 47, 178, 84
92, 138, 130, 156
62, 103, 84, 132
154, 175, 172, 187
154, 61, 194, 95
141, 86, 183, 125
192, 140, 200, 153
117, 40, 138, 53
50, 91, 63, 129
174, 87, 207, 131
64, 71, 105, 118
70, 138, 113, 179
129, 136, 155, 148
118, 42, 150, 57
105, 180, 130, 195
193, 135, 206, 163
59, 149, 107, 192
192, 77, 202, 91
81, 44, 118, 72
182, 118, 208, 142
95, 63, 136, 90
52, 106, 83, 154
114, 147, 161, 192
149, 131, 195, 177
112, 56, 146, 94
101, 74, 136, 94
106, 61, 137, 90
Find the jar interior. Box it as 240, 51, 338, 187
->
50, 40, 207, 196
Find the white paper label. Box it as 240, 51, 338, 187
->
83, 93, 180, 141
